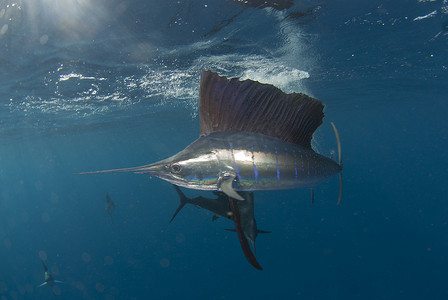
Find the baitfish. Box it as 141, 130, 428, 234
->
79, 70, 342, 202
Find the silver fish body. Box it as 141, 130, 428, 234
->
138, 131, 341, 192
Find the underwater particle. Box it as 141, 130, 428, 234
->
38, 250, 47, 261
51, 192, 59, 204
3, 238, 11, 249
8, 290, 18, 299
25, 283, 33, 294
52, 285, 61, 295
82, 252, 91, 262
160, 258, 170, 268
17, 285, 25, 296
0, 24, 7, 35
104, 256, 114, 266
95, 283, 105, 293
75, 281, 85, 291
34, 180, 43, 191
0, 281, 7, 293
21, 212, 29, 222
40, 35, 49, 45
175, 233, 186, 244
41, 212, 50, 223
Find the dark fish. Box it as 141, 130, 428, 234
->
106, 193, 115, 224
170, 185, 264, 269
79, 70, 342, 203
170, 185, 231, 223
170, 185, 269, 253
38, 260, 63, 287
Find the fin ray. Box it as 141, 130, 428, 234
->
199, 70, 324, 148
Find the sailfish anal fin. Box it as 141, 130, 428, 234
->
199, 70, 324, 149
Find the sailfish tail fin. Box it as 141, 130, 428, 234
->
170, 185, 188, 223
330, 122, 343, 205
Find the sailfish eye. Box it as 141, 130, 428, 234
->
171, 163, 182, 173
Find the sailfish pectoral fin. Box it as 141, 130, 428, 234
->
219, 174, 244, 201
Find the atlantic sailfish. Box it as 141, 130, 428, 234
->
79, 70, 343, 269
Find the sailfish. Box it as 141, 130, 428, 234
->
38, 260, 63, 287
106, 192, 115, 224
170, 184, 270, 253
78, 70, 343, 269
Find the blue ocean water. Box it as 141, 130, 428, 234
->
1, 0, 448, 299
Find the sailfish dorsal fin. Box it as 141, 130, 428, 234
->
199, 70, 324, 149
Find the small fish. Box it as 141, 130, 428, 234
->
105, 193, 115, 224
38, 260, 63, 287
